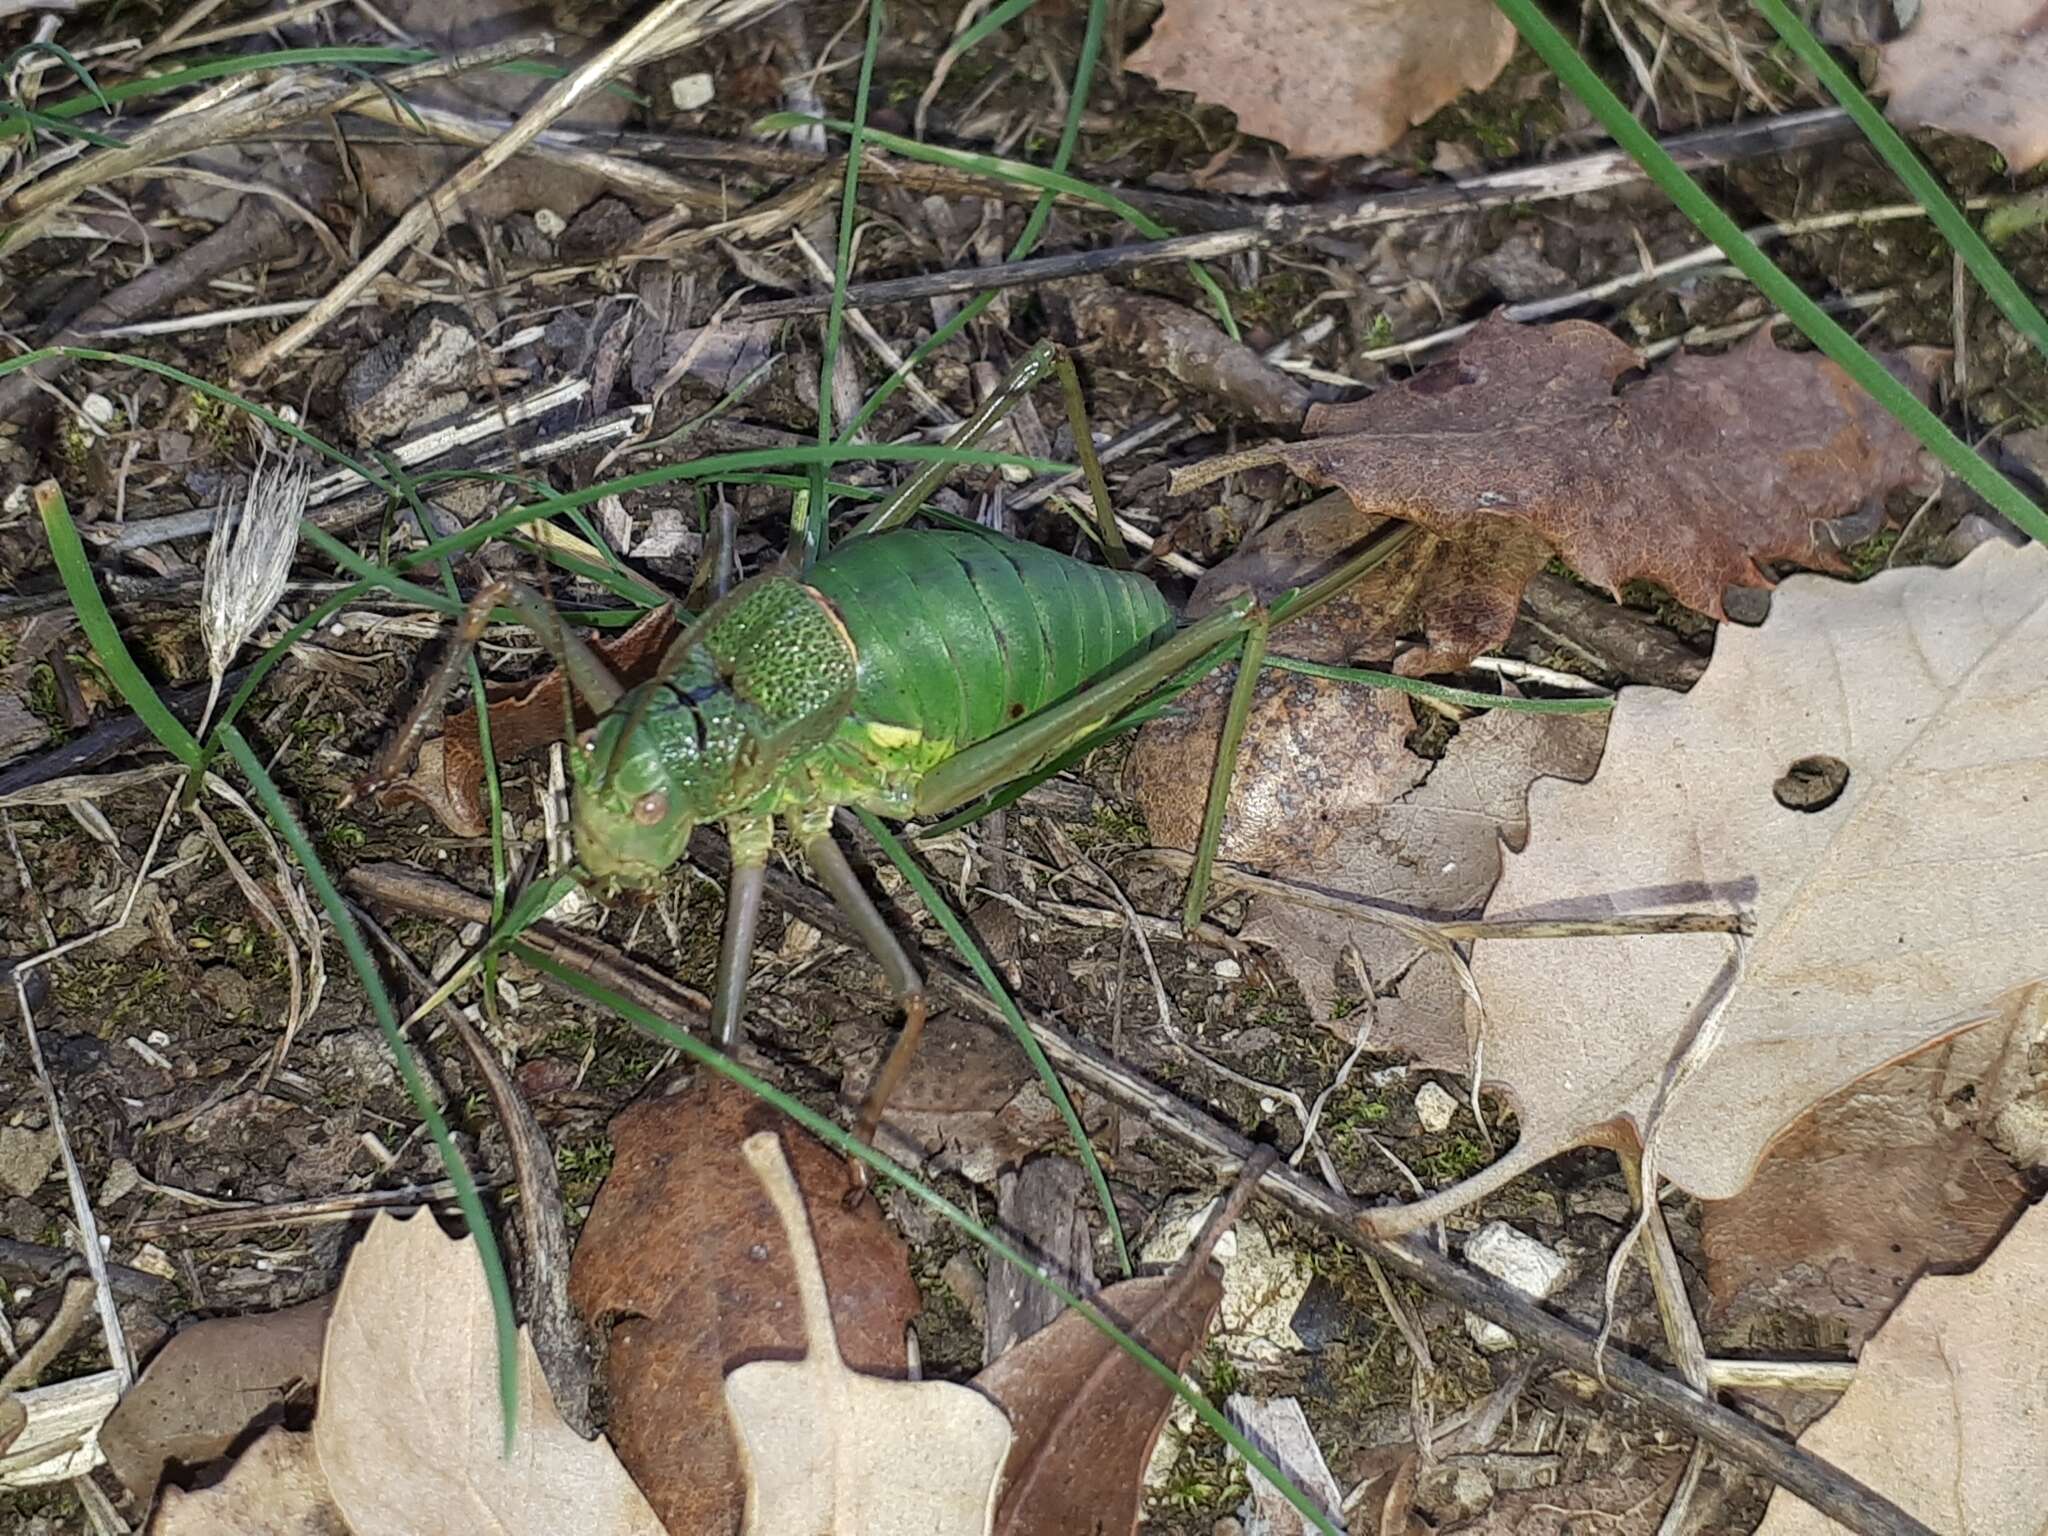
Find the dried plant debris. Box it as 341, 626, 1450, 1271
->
103, 1296, 333, 1505
1875, 0, 2048, 173
376, 602, 682, 836
568, 1073, 921, 1536
1188, 319, 1938, 677
1754, 1197, 2048, 1535
314, 1212, 665, 1536
1419, 541, 2048, 1223
1127, 0, 1517, 160
1703, 1023, 2041, 1353
1061, 287, 1310, 428
1134, 674, 1607, 1063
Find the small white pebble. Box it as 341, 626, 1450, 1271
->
1257, 1096, 1277, 1115
147, 1030, 171, 1048
1462, 1221, 1570, 1353
534, 208, 568, 239
1212, 957, 1243, 980
80, 392, 116, 427
670, 70, 715, 111
12, 1286, 30, 1304
1414, 1080, 1458, 1133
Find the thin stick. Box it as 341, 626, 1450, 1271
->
237, 0, 784, 375
3, 36, 556, 244
1148, 849, 1750, 941
731, 108, 1858, 321
125, 1180, 473, 1239
11, 977, 132, 1386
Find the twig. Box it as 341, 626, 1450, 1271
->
2, 36, 558, 247
238, 0, 786, 375
10, 977, 132, 1387
354, 851, 1928, 1536
124, 1180, 473, 1238
1147, 849, 1750, 940
732, 108, 1858, 321
0, 201, 296, 422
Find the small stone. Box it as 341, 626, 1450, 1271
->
941, 1251, 986, 1333
533, 207, 568, 239
1414, 1080, 1458, 1133
132, 1243, 177, 1280
1418, 1463, 1496, 1522
80, 392, 116, 427
0, 1126, 59, 1198
1461, 1221, 1570, 1353
97, 1156, 141, 1207
1212, 957, 1243, 980
340, 306, 481, 443
670, 70, 715, 111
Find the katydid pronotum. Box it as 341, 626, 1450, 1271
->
366, 341, 1412, 1138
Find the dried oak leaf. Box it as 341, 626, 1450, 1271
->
1228, 317, 1936, 676
315, 1212, 663, 1536
724, 1133, 1012, 1535
1754, 1197, 2048, 1536
102, 1295, 332, 1505
972, 1269, 1223, 1536
1384, 540, 2048, 1231
146, 1427, 344, 1536
1126, 0, 1516, 160
568, 1072, 922, 1536
1875, 0, 2048, 174
375, 602, 680, 837
1702, 1013, 2040, 1356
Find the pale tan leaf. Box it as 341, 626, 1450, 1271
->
1753, 1197, 2048, 1536
1393, 541, 2048, 1225
147, 1428, 345, 1536
314, 1212, 664, 1536
723, 1132, 1013, 1536
1127, 0, 1516, 161
1876, 0, 2048, 174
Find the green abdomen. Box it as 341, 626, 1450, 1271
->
808, 529, 1173, 752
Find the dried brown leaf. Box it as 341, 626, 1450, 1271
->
146, 1427, 345, 1536
1409, 540, 2048, 1225
1876, 0, 2048, 173
1256, 319, 1934, 672
723, 1132, 1013, 1535
1703, 1023, 2038, 1354
315, 1212, 663, 1536
568, 1072, 922, 1536
1126, 0, 1516, 160
101, 1296, 332, 1505
375, 602, 680, 836
972, 1254, 1224, 1535
1753, 1197, 2048, 1535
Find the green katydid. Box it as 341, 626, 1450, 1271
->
368, 340, 1413, 1137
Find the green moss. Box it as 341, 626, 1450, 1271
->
555, 1136, 614, 1206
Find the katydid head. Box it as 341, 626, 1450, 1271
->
569, 698, 710, 891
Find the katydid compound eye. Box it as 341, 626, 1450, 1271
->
633, 791, 669, 826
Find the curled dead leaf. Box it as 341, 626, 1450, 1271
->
375, 602, 680, 837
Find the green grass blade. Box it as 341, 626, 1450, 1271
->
838, 0, 1108, 443
36, 483, 201, 767
522, 947, 1342, 1536
948, 0, 1040, 59
218, 724, 521, 1444
1749, 0, 2048, 362
1492, 0, 2048, 548
807, 0, 886, 564
855, 810, 1132, 1276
